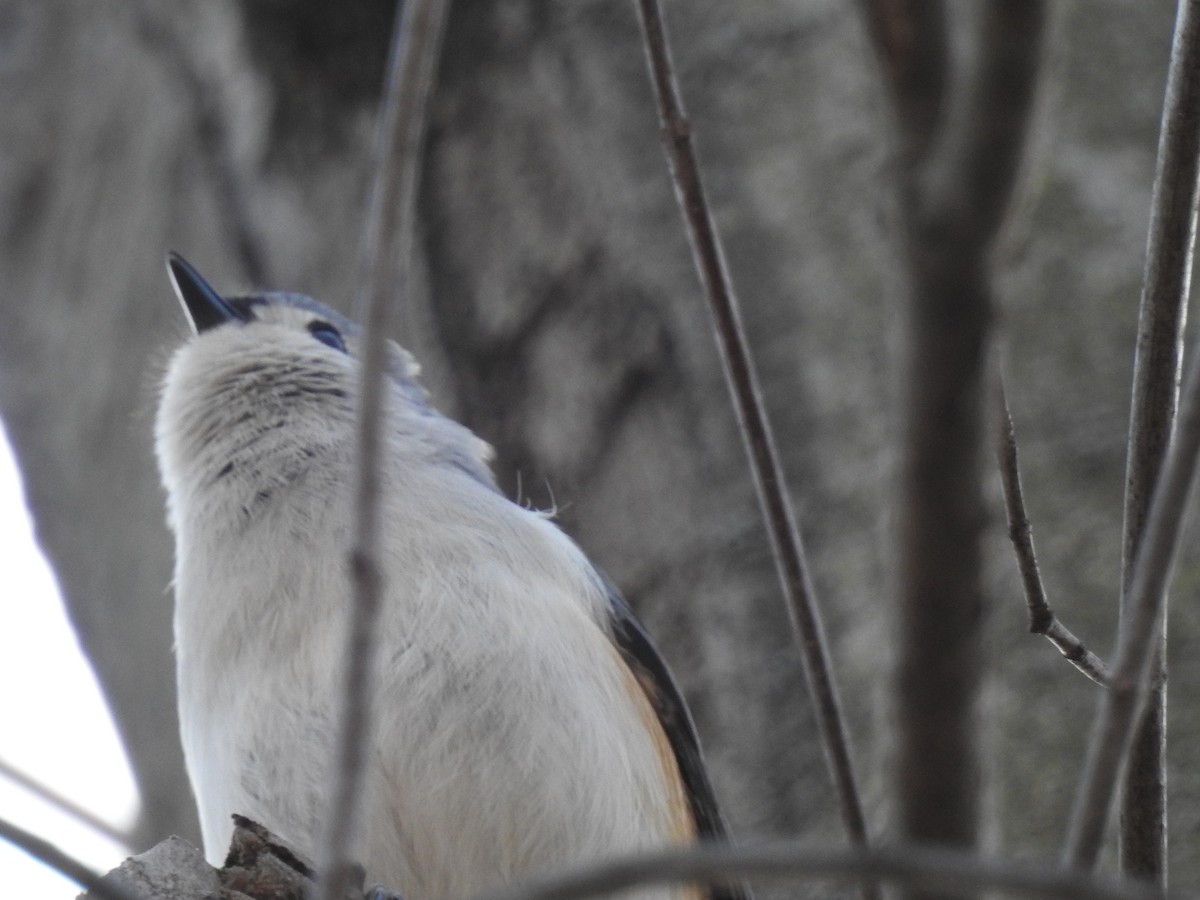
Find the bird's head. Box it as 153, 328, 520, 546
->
154, 253, 494, 529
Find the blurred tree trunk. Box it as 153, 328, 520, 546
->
0, 0, 1192, 891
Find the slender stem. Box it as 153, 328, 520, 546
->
315, 2, 450, 899
0, 815, 141, 900
474, 841, 1166, 900
0, 756, 132, 847
996, 384, 1110, 686
631, 0, 872, 875
1065, 0, 1200, 874
1117, 0, 1200, 882
1062, 280, 1200, 871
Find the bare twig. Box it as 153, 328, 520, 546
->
0, 756, 132, 847
475, 841, 1168, 900
0, 815, 142, 900
1062, 327, 1200, 871
315, 2, 450, 899
631, 0, 873, 878
1064, 0, 1200, 875
1117, 0, 1200, 881
995, 384, 1111, 686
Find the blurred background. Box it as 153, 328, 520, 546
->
0, 1, 1197, 896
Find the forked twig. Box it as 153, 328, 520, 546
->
476, 841, 1167, 900
316, 2, 450, 899
1062, 316, 1200, 870
1117, 0, 1200, 880
631, 0, 873, 883
995, 385, 1110, 686
0, 814, 141, 900
1063, 0, 1200, 872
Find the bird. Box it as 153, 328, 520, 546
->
154, 252, 745, 900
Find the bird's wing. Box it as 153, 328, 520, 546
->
600, 576, 752, 900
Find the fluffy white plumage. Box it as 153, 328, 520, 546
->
154, 273, 699, 899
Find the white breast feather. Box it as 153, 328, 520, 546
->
156, 316, 687, 900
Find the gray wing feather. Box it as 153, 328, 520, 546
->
600, 576, 752, 900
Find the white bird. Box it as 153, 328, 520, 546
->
155, 253, 744, 900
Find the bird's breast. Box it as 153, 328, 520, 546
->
173, 468, 689, 899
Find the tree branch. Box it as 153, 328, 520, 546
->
877, 4, 1045, 884
1117, 0, 1200, 881
1062, 321, 1200, 870
928, 2, 1047, 251
0, 756, 132, 847
631, 0, 873, 880
1064, 0, 1200, 874
995, 383, 1111, 686
0, 814, 141, 900
1065, 336, 1200, 873
475, 841, 1167, 900
315, 2, 450, 899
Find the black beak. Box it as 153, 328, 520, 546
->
166, 252, 249, 335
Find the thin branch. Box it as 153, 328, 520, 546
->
1064, 0, 1200, 873
475, 841, 1168, 900
315, 2, 450, 899
995, 384, 1111, 686
0, 756, 132, 847
631, 0, 873, 879
1060, 340, 1200, 868
1062, 323, 1200, 871
1117, 0, 1200, 881
0, 814, 142, 900
1122, 0, 1200, 582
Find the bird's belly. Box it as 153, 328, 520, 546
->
181, 666, 337, 865
358, 633, 688, 900
178, 564, 687, 900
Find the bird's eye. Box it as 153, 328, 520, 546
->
308, 321, 347, 353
